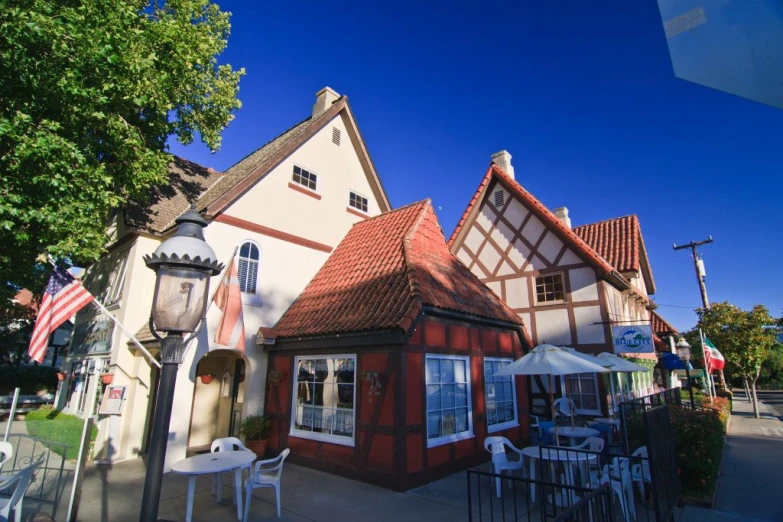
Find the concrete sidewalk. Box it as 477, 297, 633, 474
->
679, 390, 783, 522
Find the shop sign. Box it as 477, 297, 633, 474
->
612, 325, 654, 354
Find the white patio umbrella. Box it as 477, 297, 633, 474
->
496, 344, 609, 445
596, 352, 650, 410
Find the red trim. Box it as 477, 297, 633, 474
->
288, 182, 322, 200
214, 214, 333, 253
346, 207, 368, 220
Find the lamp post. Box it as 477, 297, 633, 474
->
676, 337, 695, 409
139, 205, 223, 522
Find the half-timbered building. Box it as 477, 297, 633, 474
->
448, 151, 660, 415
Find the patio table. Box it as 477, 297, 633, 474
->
547, 426, 600, 446
522, 446, 598, 506
592, 417, 620, 427
171, 450, 256, 522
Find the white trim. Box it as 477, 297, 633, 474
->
484, 357, 520, 434
290, 354, 356, 447
425, 354, 474, 448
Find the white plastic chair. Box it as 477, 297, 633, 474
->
484, 436, 525, 498
570, 436, 605, 453
554, 398, 573, 418
589, 457, 636, 522
243, 448, 290, 521
210, 437, 255, 504
631, 446, 651, 500
0, 462, 37, 522
0, 442, 12, 467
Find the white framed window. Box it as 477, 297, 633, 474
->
348, 191, 368, 213
561, 373, 601, 415
292, 165, 317, 191
238, 241, 260, 294
425, 355, 473, 447
535, 273, 565, 304
291, 355, 356, 446
484, 358, 518, 432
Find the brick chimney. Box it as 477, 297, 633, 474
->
312, 86, 340, 117
491, 150, 515, 179
553, 207, 572, 229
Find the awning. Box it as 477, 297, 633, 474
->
660, 351, 693, 370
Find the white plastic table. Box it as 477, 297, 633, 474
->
522, 446, 598, 506
171, 451, 256, 522
592, 417, 620, 427
547, 426, 600, 446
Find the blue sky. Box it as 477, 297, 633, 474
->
170, 1, 783, 332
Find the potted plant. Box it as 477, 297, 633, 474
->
240, 414, 271, 459
199, 373, 215, 385
101, 373, 114, 385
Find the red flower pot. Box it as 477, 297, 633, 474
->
101, 374, 114, 385
200, 374, 215, 385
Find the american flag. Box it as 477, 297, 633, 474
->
28, 265, 94, 363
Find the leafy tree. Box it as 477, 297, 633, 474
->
0, 297, 36, 366
697, 302, 780, 418
0, 0, 244, 299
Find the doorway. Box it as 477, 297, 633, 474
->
187, 350, 246, 452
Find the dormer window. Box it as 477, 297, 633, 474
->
349, 191, 368, 213
292, 165, 317, 191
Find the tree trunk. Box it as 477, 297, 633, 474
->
750, 370, 761, 419
743, 379, 751, 402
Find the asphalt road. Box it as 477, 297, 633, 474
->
755, 389, 783, 417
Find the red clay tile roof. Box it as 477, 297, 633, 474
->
274, 200, 524, 339
650, 311, 678, 336
573, 215, 656, 294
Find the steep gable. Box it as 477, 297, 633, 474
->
273, 200, 523, 340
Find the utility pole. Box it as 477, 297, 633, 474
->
673, 236, 713, 310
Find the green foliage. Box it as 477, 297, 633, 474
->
697, 302, 780, 382
0, 0, 244, 297
26, 407, 98, 458
239, 414, 270, 441
0, 365, 59, 394
0, 299, 36, 366
669, 405, 727, 498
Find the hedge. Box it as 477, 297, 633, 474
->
0, 365, 59, 395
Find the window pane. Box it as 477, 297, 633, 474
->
455, 384, 468, 406
455, 408, 469, 432
453, 359, 466, 382
426, 359, 439, 383
441, 384, 455, 409
426, 385, 440, 412
441, 359, 454, 383
427, 412, 441, 439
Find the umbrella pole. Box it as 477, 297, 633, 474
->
610, 374, 617, 417
549, 375, 559, 447
564, 378, 575, 428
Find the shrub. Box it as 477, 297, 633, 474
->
669, 406, 725, 498
0, 365, 59, 395
239, 414, 271, 441
702, 396, 731, 428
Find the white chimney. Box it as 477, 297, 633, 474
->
491, 150, 515, 179
553, 207, 572, 229
312, 86, 340, 117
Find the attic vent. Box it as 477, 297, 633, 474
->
494, 190, 505, 208
332, 127, 341, 146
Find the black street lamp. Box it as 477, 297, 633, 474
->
140, 205, 223, 522
676, 337, 696, 409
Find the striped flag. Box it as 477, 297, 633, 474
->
28, 265, 94, 363
212, 255, 245, 350
705, 337, 725, 371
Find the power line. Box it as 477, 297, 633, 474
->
654, 303, 701, 309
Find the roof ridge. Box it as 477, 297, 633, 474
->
354, 198, 430, 225
396, 201, 431, 332
572, 214, 638, 229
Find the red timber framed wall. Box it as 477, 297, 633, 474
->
263, 313, 529, 491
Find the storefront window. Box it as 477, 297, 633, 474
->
425, 355, 473, 447
484, 358, 518, 432
291, 355, 355, 446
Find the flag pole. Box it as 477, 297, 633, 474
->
204, 246, 239, 313
46, 256, 161, 370
699, 328, 714, 402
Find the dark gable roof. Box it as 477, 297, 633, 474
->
124, 156, 223, 234
273, 200, 524, 340
125, 94, 390, 235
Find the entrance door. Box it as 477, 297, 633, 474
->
228, 359, 245, 437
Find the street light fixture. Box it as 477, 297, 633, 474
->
140, 205, 223, 522
676, 337, 696, 409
